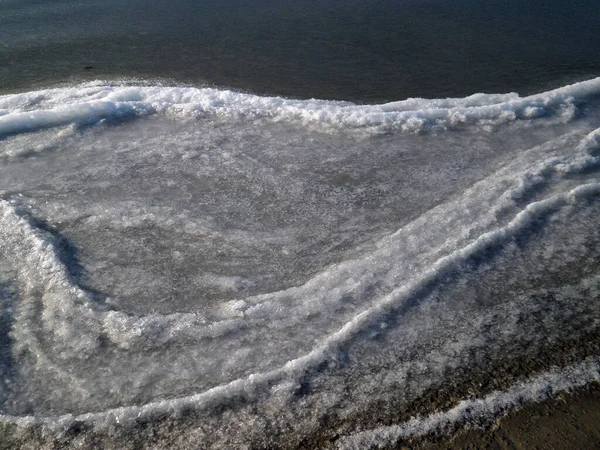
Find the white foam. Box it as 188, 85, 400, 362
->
0, 77, 598, 136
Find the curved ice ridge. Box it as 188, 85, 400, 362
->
337, 358, 600, 449
2, 124, 600, 425
0, 77, 599, 136
6, 127, 600, 355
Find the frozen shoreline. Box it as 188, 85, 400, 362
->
1, 78, 600, 448
2, 330, 600, 449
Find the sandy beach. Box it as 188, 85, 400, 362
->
413, 382, 600, 450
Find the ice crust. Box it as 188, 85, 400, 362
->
1, 77, 598, 136
1, 79, 600, 446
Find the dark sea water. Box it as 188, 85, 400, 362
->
2, 0, 600, 100
1, 1, 600, 449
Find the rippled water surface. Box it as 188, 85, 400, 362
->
2, 0, 600, 101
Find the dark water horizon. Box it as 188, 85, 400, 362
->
2, 0, 600, 102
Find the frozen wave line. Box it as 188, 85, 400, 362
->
0, 129, 600, 342
2, 125, 598, 421
0, 77, 599, 136
336, 358, 600, 449
4, 127, 598, 355
2, 177, 600, 427
0, 194, 316, 352
4, 128, 600, 350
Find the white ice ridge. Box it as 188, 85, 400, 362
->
0, 77, 599, 136
2, 125, 600, 426
336, 358, 600, 449
4, 126, 600, 356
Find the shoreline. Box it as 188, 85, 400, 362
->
2, 329, 599, 449
409, 381, 600, 450
3, 1, 600, 447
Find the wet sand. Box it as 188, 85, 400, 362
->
414, 381, 600, 450
4, 381, 599, 450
